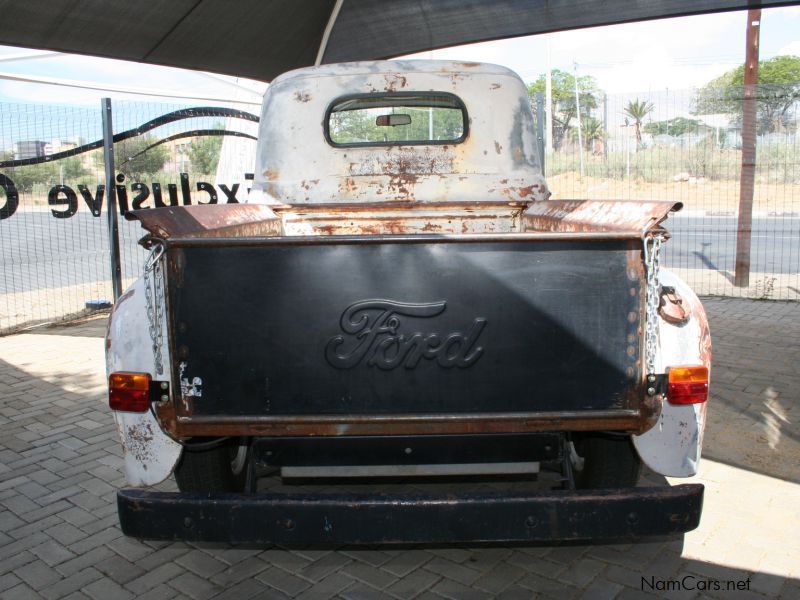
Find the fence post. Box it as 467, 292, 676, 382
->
101, 98, 123, 300
535, 92, 545, 176
734, 10, 761, 288
603, 93, 608, 161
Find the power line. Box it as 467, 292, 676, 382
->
0, 71, 261, 105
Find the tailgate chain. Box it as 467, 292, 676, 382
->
643, 233, 664, 384
144, 242, 166, 375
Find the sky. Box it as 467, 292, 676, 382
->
0, 6, 797, 114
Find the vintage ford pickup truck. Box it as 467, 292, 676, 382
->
107, 60, 710, 544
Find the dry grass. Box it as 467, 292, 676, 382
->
548, 171, 800, 213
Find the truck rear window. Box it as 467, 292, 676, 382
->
326, 92, 468, 147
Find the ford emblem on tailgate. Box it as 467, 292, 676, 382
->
325, 300, 487, 370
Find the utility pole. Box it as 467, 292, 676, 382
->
535, 92, 545, 174
573, 62, 584, 177
734, 9, 761, 287
545, 36, 553, 155
603, 93, 608, 161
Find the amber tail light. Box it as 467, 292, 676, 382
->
109, 372, 152, 412
667, 365, 709, 405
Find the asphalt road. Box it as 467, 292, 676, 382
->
664, 215, 800, 275
0, 211, 798, 294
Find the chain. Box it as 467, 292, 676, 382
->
143, 242, 166, 375
643, 233, 664, 379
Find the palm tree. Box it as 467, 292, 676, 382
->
624, 99, 654, 148
581, 117, 604, 152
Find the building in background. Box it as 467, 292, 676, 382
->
13, 139, 47, 160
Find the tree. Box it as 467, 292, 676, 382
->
9, 157, 89, 193
115, 135, 169, 181
329, 106, 465, 144
528, 70, 601, 149
624, 99, 654, 148
188, 128, 225, 176
694, 55, 800, 134
573, 117, 604, 151
644, 117, 703, 137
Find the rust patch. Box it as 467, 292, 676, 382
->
117, 287, 135, 305
490, 83, 502, 90
373, 74, 408, 92
130, 204, 280, 240
154, 401, 178, 436
523, 200, 683, 235
125, 421, 156, 465
659, 289, 690, 324
293, 90, 311, 102
277, 201, 531, 236
494, 142, 502, 155
503, 184, 544, 200
338, 177, 359, 195
682, 290, 712, 369
171, 412, 648, 438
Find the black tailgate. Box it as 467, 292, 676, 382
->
167, 236, 644, 417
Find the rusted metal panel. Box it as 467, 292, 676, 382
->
248, 61, 550, 206
523, 200, 683, 235
658, 287, 690, 325
117, 484, 705, 544
167, 411, 649, 439
128, 198, 682, 244
129, 204, 281, 240
274, 201, 528, 235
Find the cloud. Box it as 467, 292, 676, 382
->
776, 41, 800, 57
0, 45, 265, 106
404, 8, 800, 94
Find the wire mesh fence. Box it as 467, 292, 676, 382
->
0, 99, 260, 334
533, 84, 799, 300
0, 83, 798, 334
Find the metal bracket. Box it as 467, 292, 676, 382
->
658, 286, 690, 325
149, 381, 170, 404
645, 373, 668, 397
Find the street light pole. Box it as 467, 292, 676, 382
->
573, 62, 584, 178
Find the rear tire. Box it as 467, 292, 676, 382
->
572, 434, 642, 489
174, 439, 249, 492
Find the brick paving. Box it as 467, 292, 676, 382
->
0, 298, 798, 599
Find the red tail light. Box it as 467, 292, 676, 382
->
109, 372, 151, 412
667, 365, 709, 405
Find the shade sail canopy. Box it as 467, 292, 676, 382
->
0, 0, 795, 81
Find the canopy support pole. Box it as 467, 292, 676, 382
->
315, 0, 345, 66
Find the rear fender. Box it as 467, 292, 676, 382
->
633, 269, 711, 477
106, 277, 182, 486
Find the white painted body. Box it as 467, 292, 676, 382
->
633, 269, 711, 477
247, 60, 550, 206
105, 277, 182, 486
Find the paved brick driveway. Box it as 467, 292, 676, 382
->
0, 298, 798, 599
